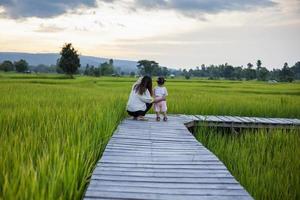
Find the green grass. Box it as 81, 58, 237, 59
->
0, 73, 300, 200
195, 128, 300, 200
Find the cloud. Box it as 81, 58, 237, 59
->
35, 24, 65, 33
134, 0, 277, 16
0, 0, 113, 19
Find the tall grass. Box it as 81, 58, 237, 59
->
0, 78, 127, 199
195, 128, 300, 200
0, 73, 299, 199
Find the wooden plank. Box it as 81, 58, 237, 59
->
91, 175, 238, 184
97, 164, 226, 170
193, 115, 300, 128
289, 118, 300, 125
195, 115, 207, 121
195, 115, 224, 122
223, 116, 244, 123
237, 117, 257, 123
233, 116, 252, 123
85, 191, 252, 200
86, 186, 249, 196
254, 117, 277, 124
88, 180, 243, 189
268, 118, 294, 124
92, 171, 232, 178
84, 114, 253, 200
206, 115, 225, 122
216, 116, 234, 123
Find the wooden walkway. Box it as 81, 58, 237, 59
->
183, 115, 300, 129
84, 115, 253, 200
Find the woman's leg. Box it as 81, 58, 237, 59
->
138, 103, 153, 117
144, 103, 153, 116
127, 111, 139, 118
127, 103, 153, 120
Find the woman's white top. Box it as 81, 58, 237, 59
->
154, 86, 168, 97
126, 85, 153, 112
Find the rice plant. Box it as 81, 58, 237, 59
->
195, 128, 300, 200
0, 73, 299, 199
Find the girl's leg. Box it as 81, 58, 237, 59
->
161, 101, 168, 121
153, 102, 160, 121
156, 112, 160, 121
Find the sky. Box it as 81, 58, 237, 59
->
0, 0, 299, 69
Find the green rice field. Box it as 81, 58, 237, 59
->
0, 73, 299, 200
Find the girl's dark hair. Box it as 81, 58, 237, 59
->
135, 76, 153, 96
157, 77, 165, 85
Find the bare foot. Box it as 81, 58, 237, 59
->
137, 116, 148, 121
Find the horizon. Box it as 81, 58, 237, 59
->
0, 0, 299, 69
1, 51, 299, 71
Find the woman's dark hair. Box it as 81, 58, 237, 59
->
135, 76, 153, 96
157, 77, 165, 85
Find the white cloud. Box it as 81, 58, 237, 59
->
0, 0, 299, 68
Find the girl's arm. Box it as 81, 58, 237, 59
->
164, 87, 168, 96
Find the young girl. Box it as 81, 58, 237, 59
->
154, 77, 168, 121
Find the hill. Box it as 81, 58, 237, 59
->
0, 52, 138, 73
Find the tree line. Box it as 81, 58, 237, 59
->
0, 59, 30, 73
177, 60, 299, 82
1, 43, 299, 82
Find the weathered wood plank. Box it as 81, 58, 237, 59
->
192, 115, 300, 128
86, 186, 249, 196
88, 180, 243, 189
84, 115, 253, 200
85, 191, 252, 200
223, 116, 244, 123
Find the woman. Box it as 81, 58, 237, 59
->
126, 76, 165, 121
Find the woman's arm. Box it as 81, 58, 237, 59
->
137, 90, 153, 103
153, 97, 166, 103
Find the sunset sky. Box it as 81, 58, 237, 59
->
0, 0, 299, 69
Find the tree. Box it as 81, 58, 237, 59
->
137, 60, 159, 76
244, 63, 256, 80
100, 62, 114, 75
256, 67, 269, 81
33, 64, 50, 73
233, 66, 243, 80
256, 60, 262, 69
58, 43, 80, 77
130, 71, 135, 77
161, 67, 170, 77
94, 67, 101, 77
247, 63, 253, 69
109, 59, 113, 66
14, 59, 28, 72
291, 61, 300, 80
0, 60, 14, 72
279, 62, 293, 82
223, 64, 235, 79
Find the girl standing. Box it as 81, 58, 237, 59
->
154, 77, 168, 121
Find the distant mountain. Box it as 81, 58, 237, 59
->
0, 52, 138, 73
